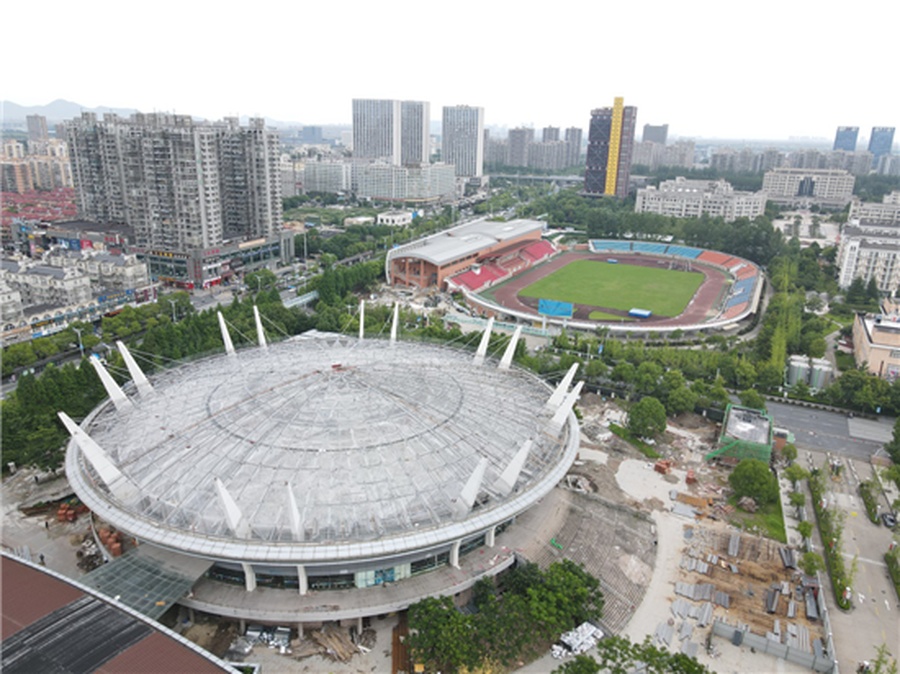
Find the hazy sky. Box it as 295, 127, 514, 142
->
5, 0, 898, 141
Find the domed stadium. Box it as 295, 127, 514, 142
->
63, 315, 581, 626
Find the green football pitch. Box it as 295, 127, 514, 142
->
520, 259, 704, 317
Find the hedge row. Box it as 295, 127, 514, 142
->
808, 472, 852, 610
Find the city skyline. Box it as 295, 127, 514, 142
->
3, 0, 898, 142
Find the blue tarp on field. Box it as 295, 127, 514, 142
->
539, 299, 574, 317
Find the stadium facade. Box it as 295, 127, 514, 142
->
385, 217, 545, 289
62, 312, 582, 625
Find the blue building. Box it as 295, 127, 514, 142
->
868, 127, 896, 165
833, 126, 858, 151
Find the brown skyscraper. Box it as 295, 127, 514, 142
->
583, 97, 637, 199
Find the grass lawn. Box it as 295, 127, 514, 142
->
521, 259, 703, 317
727, 495, 787, 543
588, 310, 633, 321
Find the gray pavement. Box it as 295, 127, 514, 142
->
799, 449, 900, 672
766, 401, 891, 460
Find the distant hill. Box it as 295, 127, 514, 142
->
1, 100, 355, 132
1, 99, 139, 124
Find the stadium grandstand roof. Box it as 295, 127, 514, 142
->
66, 333, 574, 565
1, 553, 236, 674
388, 218, 544, 266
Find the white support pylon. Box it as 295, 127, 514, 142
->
217, 311, 236, 356
550, 380, 584, 431
473, 317, 495, 365
253, 305, 267, 348
454, 457, 488, 518
116, 341, 152, 397
214, 478, 251, 537
390, 303, 399, 344
58, 412, 138, 502
358, 300, 365, 340
493, 439, 532, 497
498, 325, 522, 370
286, 484, 304, 542
89, 357, 133, 412
545, 363, 579, 410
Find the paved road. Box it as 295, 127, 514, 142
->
766, 400, 892, 460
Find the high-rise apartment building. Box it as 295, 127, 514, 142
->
401, 101, 430, 165
542, 126, 560, 142
352, 99, 401, 164
642, 123, 668, 145
508, 128, 535, 168
584, 97, 637, 199
65, 112, 281, 254
26, 115, 49, 142
833, 126, 859, 152
442, 106, 484, 177
352, 99, 430, 166
868, 127, 896, 164
564, 127, 582, 166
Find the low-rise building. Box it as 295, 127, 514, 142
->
356, 163, 456, 204
837, 221, 900, 292
377, 210, 413, 227
762, 168, 855, 208
634, 177, 766, 222
848, 192, 900, 225
853, 300, 900, 380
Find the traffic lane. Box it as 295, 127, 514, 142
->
766, 401, 885, 459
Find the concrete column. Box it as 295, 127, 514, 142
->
486, 525, 496, 548
357, 616, 363, 633
239, 618, 246, 633
450, 540, 461, 569
297, 564, 308, 595
188, 608, 195, 623
242, 563, 257, 592
297, 622, 304, 638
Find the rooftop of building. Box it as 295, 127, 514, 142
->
388, 218, 544, 266
68, 333, 575, 564
0, 553, 236, 674
722, 405, 772, 446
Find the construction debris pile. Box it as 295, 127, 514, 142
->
293, 625, 376, 663
668, 523, 826, 660
551, 622, 604, 659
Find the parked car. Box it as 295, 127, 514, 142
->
882, 512, 897, 528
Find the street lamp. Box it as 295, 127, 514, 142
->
168, 299, 177, 323
72, 327, 84, 358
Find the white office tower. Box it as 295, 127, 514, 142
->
352, 99, 430, 167
442, 106, 485, 177
401, 101, 430, 165
352, 99, 401, 164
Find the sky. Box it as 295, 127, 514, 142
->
4, 0, 898, 142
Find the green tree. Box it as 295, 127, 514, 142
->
789, 491, 806, 508
729, 458, 779, 505
782, 443, 798, 463
800, 551, 825, 576
885, 418, 900, 465
554, 655, 601, 674
627, 397, 667, 438
408, 596, 479, 673
666, 385, 698, 416
797, 521, 813, 540
739, 388, 767, 411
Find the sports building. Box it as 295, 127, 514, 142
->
62, 309, 582, 629
385, 218, 546, 289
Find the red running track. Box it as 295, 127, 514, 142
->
488, 251, 730, 327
